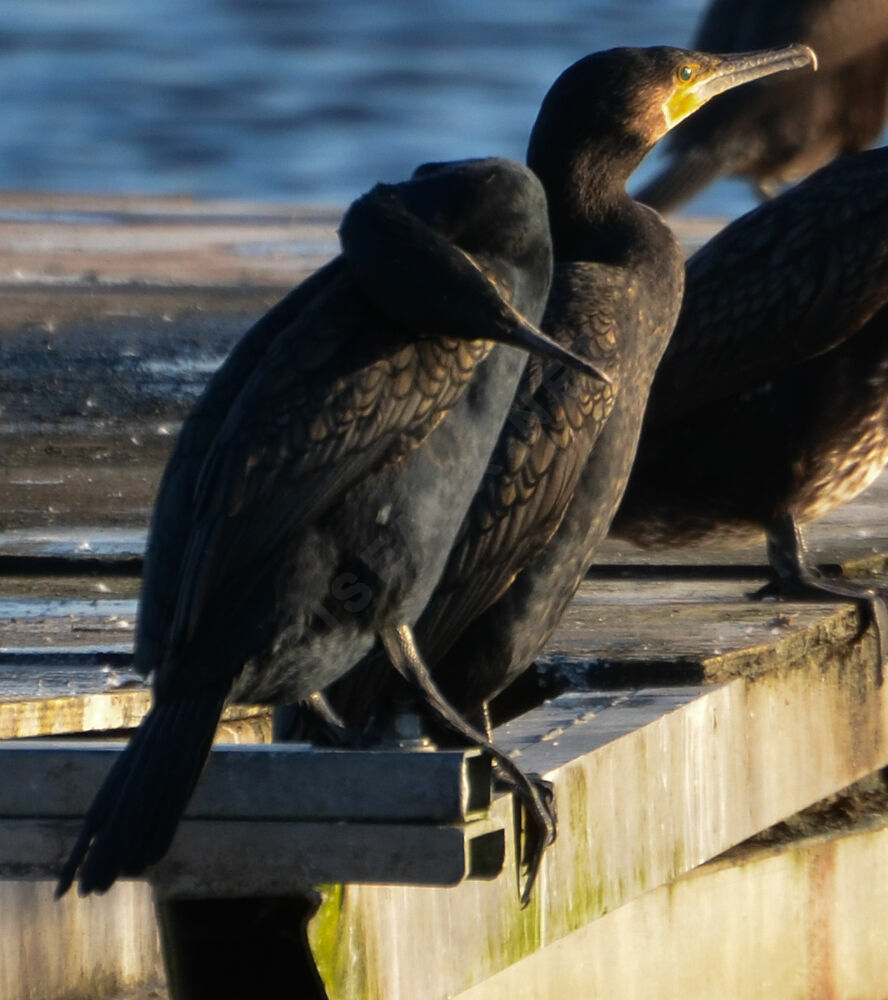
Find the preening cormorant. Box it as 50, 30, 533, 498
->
55, 157, 608, 897
614, 145, 888, 653
637, 0, 888, 210
316, 43, 815, 776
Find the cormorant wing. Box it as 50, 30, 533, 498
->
134, 258, 345, 675
413, 263, 620, 665
164, 269, 488, 661
647, 147, 888, 423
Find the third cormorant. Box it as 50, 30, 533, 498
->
614, 145, 888, 655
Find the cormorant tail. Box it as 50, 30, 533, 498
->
56, 696, 225, 896
635, 149, 725, 213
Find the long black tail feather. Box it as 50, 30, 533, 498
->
56, 696, 225, 897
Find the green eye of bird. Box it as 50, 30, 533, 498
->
678, 64, 695, 83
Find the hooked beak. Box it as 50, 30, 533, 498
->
663, 44, 817, 129
461, 247, 611, 383
487, 288, 612, 384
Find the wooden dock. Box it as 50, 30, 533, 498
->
2, 195, 888, 1000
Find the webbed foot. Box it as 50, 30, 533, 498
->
751, 513, 887, 681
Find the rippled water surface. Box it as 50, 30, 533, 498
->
0, 0, 885, 217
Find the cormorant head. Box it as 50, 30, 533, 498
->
528, 44, 817, 190
405, 157, 554, 316
339, 158, 611, 382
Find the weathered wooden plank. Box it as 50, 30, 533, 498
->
0, 193, 339, 286
0, 532, 146, 563
0, 578, 874, 729
0, 575, 858, 669
0, 687, 270, 741
0, 742, 491, 824
3, 461, 887, 571
0, 691, 152, 740
542, 577, 850, 675
0, 595, 137, 655
0, 577, 852, 746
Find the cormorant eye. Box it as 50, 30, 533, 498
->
678, 64, 695, 83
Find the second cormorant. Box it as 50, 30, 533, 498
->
314, 44, 815, 810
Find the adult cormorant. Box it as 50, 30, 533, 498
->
56, 157, 607, 897
316, 44, 815, 770
614, 146, 888, 651
637, 0, 888, 210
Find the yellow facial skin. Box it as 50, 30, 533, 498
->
660, 63, 707, 129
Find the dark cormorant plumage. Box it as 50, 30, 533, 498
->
614, 146, 888, 651
55, 157, 609, 897
638, 0, 888, 210
315, 45, 815, 762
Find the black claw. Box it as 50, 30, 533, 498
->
748, 578, 780, 601
272, 699, 363, 747
861, 591, 888, 687
495, 766, 556, 905
497, 770, 556, 907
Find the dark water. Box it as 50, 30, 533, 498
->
0, 1, 884, 217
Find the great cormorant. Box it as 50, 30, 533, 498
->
637, 0, 888, 210
55, 157, 607, 897
314, 44, 815, 780
614, 146, 888, 654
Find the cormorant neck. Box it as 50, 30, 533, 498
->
528, 122, 653, 263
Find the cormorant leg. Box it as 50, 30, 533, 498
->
752, 512, 888, 677
380, 623, 556, 906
